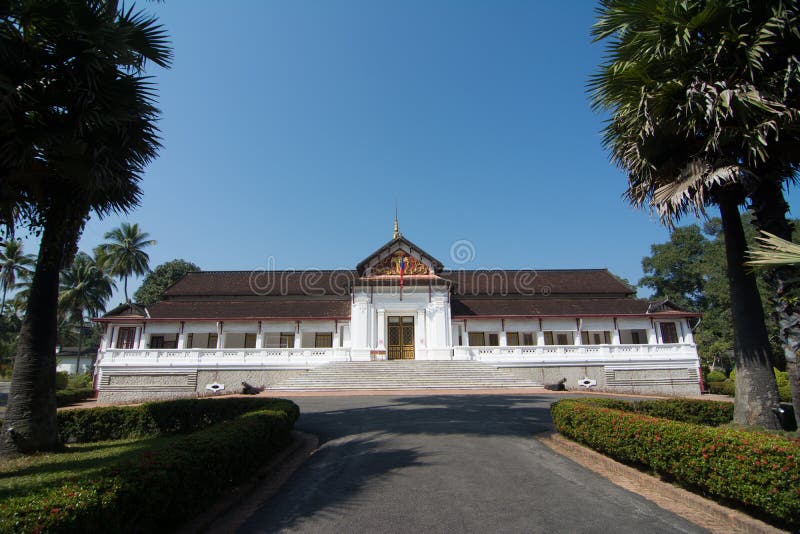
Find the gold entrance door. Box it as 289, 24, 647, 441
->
388, 316, 415, 360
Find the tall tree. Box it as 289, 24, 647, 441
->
0, 1, 171, 455
95, 223, 156, 302
591, 0, 789, 428
639, 225, 708, 311
133, 259, 199, 306
0, 240, 35, 314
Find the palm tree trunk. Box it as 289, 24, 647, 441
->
0, 202, 86, 456
1, 286, 6, 315
718, 190, 781, 429
124, 274, 128, 303
749, 179, 800, 429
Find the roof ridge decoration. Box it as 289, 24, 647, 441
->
357, 235, 444, 276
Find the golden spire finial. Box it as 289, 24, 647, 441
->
393, 200, 401, 239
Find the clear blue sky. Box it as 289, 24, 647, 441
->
22, 0, 800, 303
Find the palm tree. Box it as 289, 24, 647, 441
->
0, 1, 171, 455
59, 252, 114, 373
59, 252, 115, 323
589, 0, 799, 428
95, 223, 156, 302
0, 240, 35, 314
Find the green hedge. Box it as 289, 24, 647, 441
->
55, 371, 69, 390
57, 397, 299, 443
705, 370, 727, 383
551, 399, 800, 529
708, 380, 736, 397
708, 375, 791, 403
55, 388, 95, 407
579, 398, 733, 426
0, 398, 299, 533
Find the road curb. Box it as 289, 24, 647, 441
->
180, 430, 319, 533
537, 432, 786, 534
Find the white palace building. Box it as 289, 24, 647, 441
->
93, 225, 702, 402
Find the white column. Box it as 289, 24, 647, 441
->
109, 326, 118, 349
648, 322, 659, 344
136, 327, 146, 349
683, 319, 694, 344
463, 325, 470, 347
217, 322, 224, 349
295, 322, 302, 348
177, 333, 185, 349
416, 309, 426, 348
612, 328, 621, 345
536, 330, 546, 346
101, 325, 110, 350
499, 331, 508, 346
377, 309, 386, 349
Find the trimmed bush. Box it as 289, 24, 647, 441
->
706, 370, 727, 383
708, 371, 791, 403
57, 396, 299, 443
55, 371, 69, 390
631, 398, 733, 426
55, 388, 95, 407
551, 399, 800, 529
0, 398, 299, 533
578, 397, 733, 426
708, 380, 736, 397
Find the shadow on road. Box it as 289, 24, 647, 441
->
257, 435, 427, 532
293, 394, 556, 443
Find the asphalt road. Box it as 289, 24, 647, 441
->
238, 394, 706, 534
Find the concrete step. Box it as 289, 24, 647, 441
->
267, 361, 543, 391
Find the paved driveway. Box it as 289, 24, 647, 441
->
239, 394, 706, 533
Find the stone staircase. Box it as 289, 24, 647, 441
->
267, 361, 543, 391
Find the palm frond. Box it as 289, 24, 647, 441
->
747, 231, 800, 266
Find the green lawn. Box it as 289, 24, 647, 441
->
0, 434, 181, 500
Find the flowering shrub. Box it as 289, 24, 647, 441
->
551, 399, 800, 529
0, 399, 299, 532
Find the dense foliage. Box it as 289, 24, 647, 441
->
133, 259, 200, 306
551, 399, 800, 528
0, 398, 299, 532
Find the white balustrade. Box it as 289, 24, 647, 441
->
99, 343, 699, 369
100, 347, 352, 368
461, 343, 698, 364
